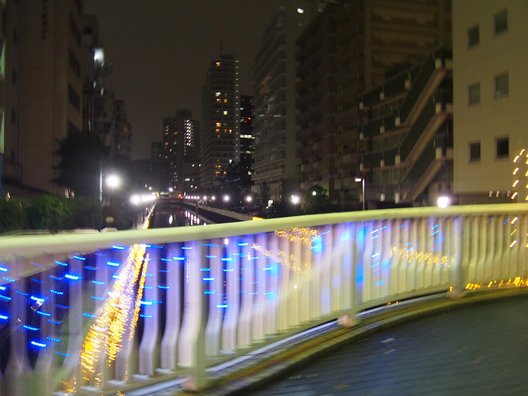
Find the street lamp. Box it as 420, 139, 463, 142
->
437, 195, 451, 208
290, 194, 300, 205
355, 177, 365, 211
100, 171, 121, 203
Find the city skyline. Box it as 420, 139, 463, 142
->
84, 0, 283, 159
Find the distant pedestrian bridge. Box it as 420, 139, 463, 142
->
0, 203, 526, 395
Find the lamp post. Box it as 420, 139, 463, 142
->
354, 177, 365, 211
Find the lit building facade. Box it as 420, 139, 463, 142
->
2, 0, 84, 194
452, 0, 528, 203
162, 110, 199, 194
239, 95, 255, 193
296, 0, 451, 209
200, 54, 240, 191
251, 2, 317, 205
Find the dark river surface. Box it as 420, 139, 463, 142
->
148, 201, 204, 229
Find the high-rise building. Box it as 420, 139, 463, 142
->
452, 0, 528, 204
251, 2, 317, 205
3, 0, 85, 194
200, 54, 240, 191
296, 0, 451, 209
239, 95, 255, 194
162, 110, 199, 194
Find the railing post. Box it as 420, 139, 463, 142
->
449, 216, 465, 298
179, 241, 208, 391
339, 223, 361, 328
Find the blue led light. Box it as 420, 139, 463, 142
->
23, 325, 39, 331
50, 289, 63, 295
221, 257, 232, 262
107, 261, 120, 267
90, 296, 105, 301
92, 280, 105, 285
173, 256, 185, 261
56, 304, 69, 309
160, 258, 172, 262
65, 274, 81, 281
48, 319, 62, 325
49, 275, 63, 281
2, 276, 15, 283
200, 268, 211, 272
0, 286, 5, 291
0, 266, 8, 272
0, 314, 9, 320
112, 245, 126, 250
30, 295, 44, 302
158, 285, 169, 289
55, 352, 70, 357
216, 304, 228, 308
112, 275, 120, 279
31, 341, 47, 348
223, 269, 234, 272
46, 337, 61, 343
139, 314, 152, 318
36, 311, 51, 317
202, 277, 214, 281
72, 256, 86, 261
238, 242, 249, 246
84, 266, 97, 271
204, 291, 215, 295
181, 246, 192, 250
55, 261, 68, 266
83, 313, 96, 318
16, 290, 29, 296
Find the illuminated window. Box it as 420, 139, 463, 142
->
215, 122, 221, 127
468, 25, 479, 47
216, 61, 221, 67
223, 110, 228, 115
215, 92, 221, 97
216, 98, 221, 103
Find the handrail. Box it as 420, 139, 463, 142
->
1, 203, 527, 395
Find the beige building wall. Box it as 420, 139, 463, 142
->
453, 0, 528, 202
15, 0, 83, 193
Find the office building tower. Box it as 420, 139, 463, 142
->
162, 110, 199, 194
200, 54, 240, 191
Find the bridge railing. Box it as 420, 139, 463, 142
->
0, 204, 527, 394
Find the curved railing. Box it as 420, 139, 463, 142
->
0, 204, 527, 394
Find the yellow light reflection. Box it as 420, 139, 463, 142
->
71, 243, 148, 391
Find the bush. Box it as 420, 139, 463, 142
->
0, 199, 27, 232
26, 195, 71, 232
0, 195, 104, 234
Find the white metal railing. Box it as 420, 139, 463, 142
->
0, 204, 527, 394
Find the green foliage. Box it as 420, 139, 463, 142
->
0, 195, 104, 234
26, 195, 72, 232
0, 199, 27, 232
55, 131, 108, 198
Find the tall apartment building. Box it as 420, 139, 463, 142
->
239, 95, 255, 193
200, 54, 240, 191
453, 0, 528, 204
2, 0, 84, 194
162, 110, 199, 194
0, 1, 8, 194
296, 0, 451, 209
251, 2, 317, 205
358, 49, 453, 207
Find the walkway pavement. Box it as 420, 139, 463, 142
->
251, 294, 528, 396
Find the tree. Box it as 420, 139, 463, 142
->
302, 184, 332, 214
55, 131, 108, 198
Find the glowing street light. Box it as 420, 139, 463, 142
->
105, 174, 122, 190
223, 194, 230, 203
245, 195, 253, 203
290, 194, 301, 205
437, 195, 451, 208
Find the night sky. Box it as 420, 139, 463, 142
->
84, 0, 284, 160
